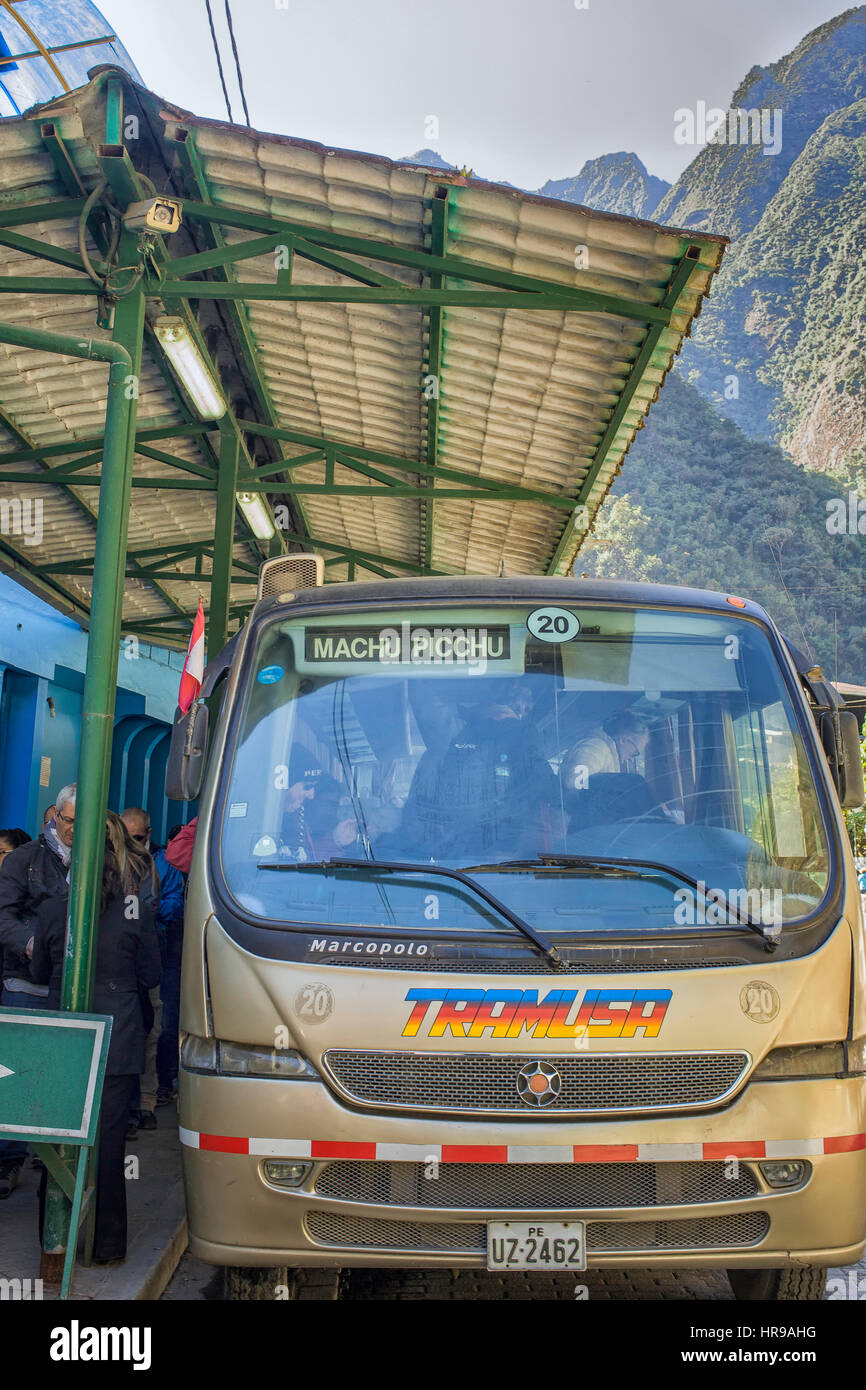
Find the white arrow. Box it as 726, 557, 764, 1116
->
0, 1062, 14, 1080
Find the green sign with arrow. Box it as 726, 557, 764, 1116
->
0, 1008, 111, 1145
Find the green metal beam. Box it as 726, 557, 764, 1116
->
0, 421, 210, 466
0, 198, 85, 228
180, 198, 683, 319
546, 246, 701, 576
165, 231, 407, 290
0, 537, 92, 625
0, 228, 99, 275
235, 423, 577, 506
238, 481, 576, 505
152, 280, 670, 317
135, 443, 218, 480
167, 127, 303, 548
40, 125, 88, 198
0, 471, 213, 488
278, 529, 451, 576
423, 188, 448, 570
208, 430, 240, 656
0, 276, 100, 295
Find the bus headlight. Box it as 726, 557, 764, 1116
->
262, 1160, 312, 1188
752, 1042, 866, 1079
181, 1036, 317, 1079
219, 1041, 317, 1079
759, 1160, 810, 1189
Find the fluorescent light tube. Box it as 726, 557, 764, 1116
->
236, 491, 276, 540
153, 317, 226, 421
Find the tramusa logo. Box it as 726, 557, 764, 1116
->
400, 987, 672, 1039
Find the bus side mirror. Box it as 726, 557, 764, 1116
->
838, 710, 865, 808
821, 710, 865, 809
166, 701, 210, 802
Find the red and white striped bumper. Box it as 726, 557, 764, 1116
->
179, 1127, 866, 1162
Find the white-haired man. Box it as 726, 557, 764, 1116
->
0, 783, 75, 1197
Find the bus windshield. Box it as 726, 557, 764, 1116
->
216, 604, 832, 940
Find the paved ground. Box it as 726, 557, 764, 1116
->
163, 1250, 866, 1301
0, 1102, 185, 1301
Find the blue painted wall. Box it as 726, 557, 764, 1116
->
0, 573, 191, 842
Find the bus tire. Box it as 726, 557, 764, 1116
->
223, 1265, 295, 1300
727, 1266, 827, 1301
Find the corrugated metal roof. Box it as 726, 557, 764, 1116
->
0, 68, 726, 642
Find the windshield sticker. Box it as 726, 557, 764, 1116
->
401, 987, 671, 1040
526, 607, 580, 643
304, 624, 510, 672
257, 664, 285, 684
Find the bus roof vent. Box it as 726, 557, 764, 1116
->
257, 552, 324, 599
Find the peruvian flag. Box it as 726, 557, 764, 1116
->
178, 598, 205, 714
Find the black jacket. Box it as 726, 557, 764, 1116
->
31, 894, 161, 1075
0, 834, 68, 984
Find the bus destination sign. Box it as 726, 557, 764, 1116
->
304, 624, 512, 669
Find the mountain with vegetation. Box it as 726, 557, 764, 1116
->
577, 373, 866, 676
653, 6, 866, 476
569, 8, 866, 677
675, 94, 866, 478
538, 153, 669, 219
654, 6, 866, 238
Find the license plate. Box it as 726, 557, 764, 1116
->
486, 1221, 585, 1271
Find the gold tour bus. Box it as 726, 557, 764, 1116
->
167, 558, 866, 1300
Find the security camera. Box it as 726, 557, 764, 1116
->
123, 196, 183, 234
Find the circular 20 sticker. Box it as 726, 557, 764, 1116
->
526, 606, 580, 643
293, 982, 334, 1024
739, 980, 780, 1023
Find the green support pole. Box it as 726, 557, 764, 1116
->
0, 273, 145, 1282
208, 429, 240, 658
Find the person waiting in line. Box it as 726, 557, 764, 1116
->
103, 812, 161, 1138
0, 827, 32, 1199
164, 816, 198, 876
121, 808, 185, 1115
0, 785, 76, 1010
0, 827, 30, 870
561, 711, 650, 789
31, 813, 161, 1264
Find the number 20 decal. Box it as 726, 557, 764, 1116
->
526, 607, 580, 643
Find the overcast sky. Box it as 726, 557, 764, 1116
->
98, 0, 857, 186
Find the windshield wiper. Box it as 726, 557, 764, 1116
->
465, 855, 779, 953
258, 857, 564, 968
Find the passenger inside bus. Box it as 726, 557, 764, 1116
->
561, 710, 650, 787
394, 676, 557, 859
278, 747, 359, 860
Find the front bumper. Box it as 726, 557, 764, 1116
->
179, 1069, 866, 1269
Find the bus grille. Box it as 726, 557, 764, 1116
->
318, 956, 746, 973
314, 1160, 759, 1209
322, 1050, 750, 1115
305, 1210, 769, 1253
